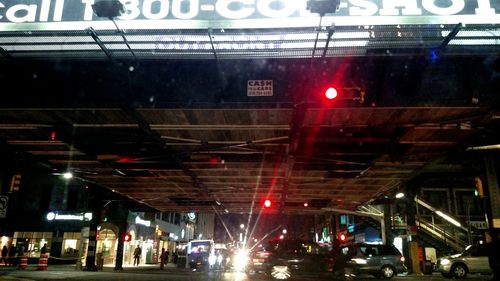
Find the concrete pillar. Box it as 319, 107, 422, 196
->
383, 204, 392, 244
483, 155, 500, 279
84, 226, 98, 271
113, 201, 130, 271
114, 228, 125, 271
84, 189, 100, 271
484, 155, 500, 233
409, 241, 421, 275
404, 183, 420, 274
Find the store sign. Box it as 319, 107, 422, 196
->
46, 211, 93, 221
493, 218, 500, 229
169, 232, 179, 240
247, 80, 273, 97
470, 221, 488, 230
0, 0, 498, 31
9, 174, 21, 192
0, 195, 8, 218
81, 227, 90, 238
135, 216, 151, 227
187, 212, 196, 220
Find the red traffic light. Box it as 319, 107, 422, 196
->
340, 233, 346, 241
123, 233, 131, 242
264, 199, 272, 208
325, 87, 338, 100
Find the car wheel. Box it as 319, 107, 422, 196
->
379, 265, 395, 279
451, 264, 467, 279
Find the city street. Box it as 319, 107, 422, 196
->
0, 265, 494, 281
0, 2, 499, 281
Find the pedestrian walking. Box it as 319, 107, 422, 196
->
160, 248, 165, 270
1, 246, 8, 266
40, 243, 47, 255
18, 245, 25, 257
133, 245, 141, 266
8, 244, 16, 266
165, 250, 170, 264
173, 250, 178, 264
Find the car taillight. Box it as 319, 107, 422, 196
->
400, 256, 405, 263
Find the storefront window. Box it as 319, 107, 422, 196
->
13, 232, 52, 257
96, 229, 117, 265
62, 232, 81, 258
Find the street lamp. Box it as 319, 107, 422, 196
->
395, 192, 405, 199
62, 172, 73, 179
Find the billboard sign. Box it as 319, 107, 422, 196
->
0, 195, 8, 218
0, 0, 499, 31
247, 80, 273, 96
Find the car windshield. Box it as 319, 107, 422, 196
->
0, 0, 498, 280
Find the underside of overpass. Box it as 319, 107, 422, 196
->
0, 0, 499, 215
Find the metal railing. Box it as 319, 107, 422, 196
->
416, 216, 467, 252
414, 196, 471, 252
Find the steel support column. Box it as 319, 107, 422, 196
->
114, 227, 125, 271
483, 155, 500, 279
383, 204, 392, 245
484, 155, 500, 232
83, 187, 102, 271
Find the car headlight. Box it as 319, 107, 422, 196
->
352, 258, 367, 264
440, 258, 450, 265
208, 254, 217, 266
233, 250, 249, 272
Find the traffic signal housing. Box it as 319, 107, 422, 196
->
474, 177, 484, 198
100, 209, 108, 222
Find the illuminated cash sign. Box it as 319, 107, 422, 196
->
0, 0, 498, 31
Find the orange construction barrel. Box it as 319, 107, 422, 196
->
37, 254, 48, 271
19, 255, 28, 270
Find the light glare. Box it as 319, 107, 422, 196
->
325, 88, 338, 99
264, 199, 271, 208
436, 211, 461, 227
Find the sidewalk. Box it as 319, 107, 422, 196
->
0, 262, 192, 274
0, 262, 202, 281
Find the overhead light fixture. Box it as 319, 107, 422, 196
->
92, 0, 124, 19
395, 192, 405, 199
62, 172, 73, 179
466, 144, 500, 151
306, 0, 340, 16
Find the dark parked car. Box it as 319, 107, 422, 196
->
342, 243, 407, 279
249, 239, 347, 280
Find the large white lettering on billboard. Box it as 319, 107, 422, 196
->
0, 0, 500, 31
0, 0, 498, 24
